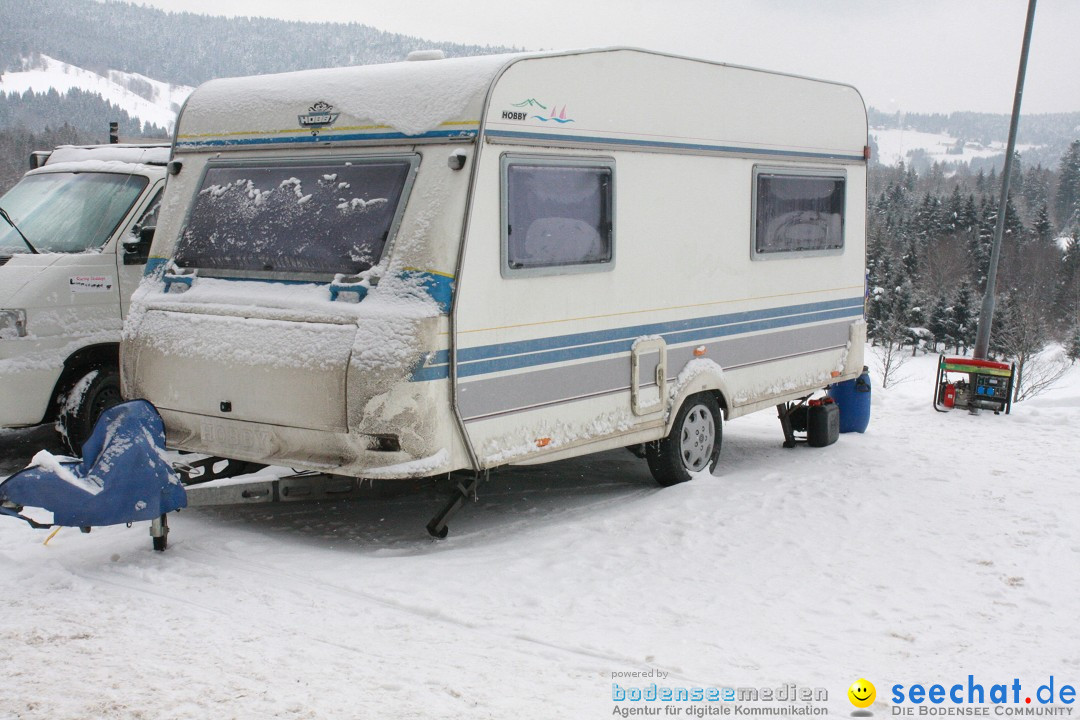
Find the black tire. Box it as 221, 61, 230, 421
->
58, 368, 122, 455
646, 393, 722, 486
153, 533, 168, 552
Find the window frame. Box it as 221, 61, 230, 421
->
750, 165, 846, 261
499, 153, 616, 279
176, 153, 420, 281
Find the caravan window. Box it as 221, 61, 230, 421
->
752, 168, 845, 258
501, 155, 614, 277
175, 155, 417, 277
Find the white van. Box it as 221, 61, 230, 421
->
123, 48, 867, 530
0, 144, 167, 452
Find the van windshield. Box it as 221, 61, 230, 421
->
0, 172, 148, 254
175, 159, 415, 275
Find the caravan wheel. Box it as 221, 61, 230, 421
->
646, 393, 722, 486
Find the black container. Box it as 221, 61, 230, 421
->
807, 401, 839, 447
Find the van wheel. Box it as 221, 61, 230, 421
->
58, 369, 122, 455
646, 393, 722, 486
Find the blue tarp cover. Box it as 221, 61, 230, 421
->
0, 400, 186, 527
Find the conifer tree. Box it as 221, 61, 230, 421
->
958, 194, 979, 234
1058, 233, 1080, 318
1003, 194, 1026, 243
945, 186, 963, 234
1032, 203, 1053, 244
1055, 140, 1080, 231
1067, 324, 1080, 364
951, 281, 977, 354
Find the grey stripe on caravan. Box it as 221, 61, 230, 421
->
458, 321, 852, 422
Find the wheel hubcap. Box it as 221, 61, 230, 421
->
679, 404, 715, 472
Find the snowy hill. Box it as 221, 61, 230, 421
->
867, 109, 1080, 171
870, 126, 1039, 168
0, 54, 192, 132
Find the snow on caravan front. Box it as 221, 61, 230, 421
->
123, 53, 488, 481
124, 48, 868, 535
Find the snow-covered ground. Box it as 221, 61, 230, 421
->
1, 348, 1078, 719
870, 127, 1039, 168
0, 54, 193, 132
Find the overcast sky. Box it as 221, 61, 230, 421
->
132, 0, 1079, 115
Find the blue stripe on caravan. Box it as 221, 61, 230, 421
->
457, 307, 860, 378
456, 297, 861, 363
407, 271, 454, 314
410, 297, 864, 381
140, 259, 454, 312
412, 362, 453, 382
660, 307, 861, 347
486, 129, 866, 162
144, 256, 169, 276
176, 129, 478, 149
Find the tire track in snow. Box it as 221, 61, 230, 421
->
168, 510, 705, 684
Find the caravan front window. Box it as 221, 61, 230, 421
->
752, 168, 845, 258
175, 156, 417, 276
501, 155, 614, 278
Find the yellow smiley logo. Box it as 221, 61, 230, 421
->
848, 678, 876, 709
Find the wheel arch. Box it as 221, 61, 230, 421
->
665, 358, 731, 436
45, 343, 121, 422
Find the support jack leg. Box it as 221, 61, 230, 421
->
150, 513, 169, 552
777, 403, 797, 449
426, 472, 483, 539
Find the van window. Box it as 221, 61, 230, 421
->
501, 156, 614, 277
0, 172, 148, 254
175, 157, 416, 276
753, 169, 845, 257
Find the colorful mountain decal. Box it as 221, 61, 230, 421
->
512, 98, 548, 109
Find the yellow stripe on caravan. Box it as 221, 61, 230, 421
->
177, 119, 480, 141
402, 267, 455, 279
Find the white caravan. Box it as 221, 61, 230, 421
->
123, 48, 867, 531
0, 143, 167, 452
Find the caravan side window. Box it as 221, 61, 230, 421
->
752, 167, 845, 259
500, 155, 615, 278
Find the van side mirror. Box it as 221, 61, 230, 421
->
123, 226, 155, 265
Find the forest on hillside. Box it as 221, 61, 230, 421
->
866, 141, 1080, 395
0, 88, 168, 192
0, 0, 511, 86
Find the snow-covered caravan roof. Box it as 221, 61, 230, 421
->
175, 53, 527, 150
175, 48, 867, 160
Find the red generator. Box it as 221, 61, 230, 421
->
933, 355, 1015, 415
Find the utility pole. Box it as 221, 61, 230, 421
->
973, 0, 1037, 359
